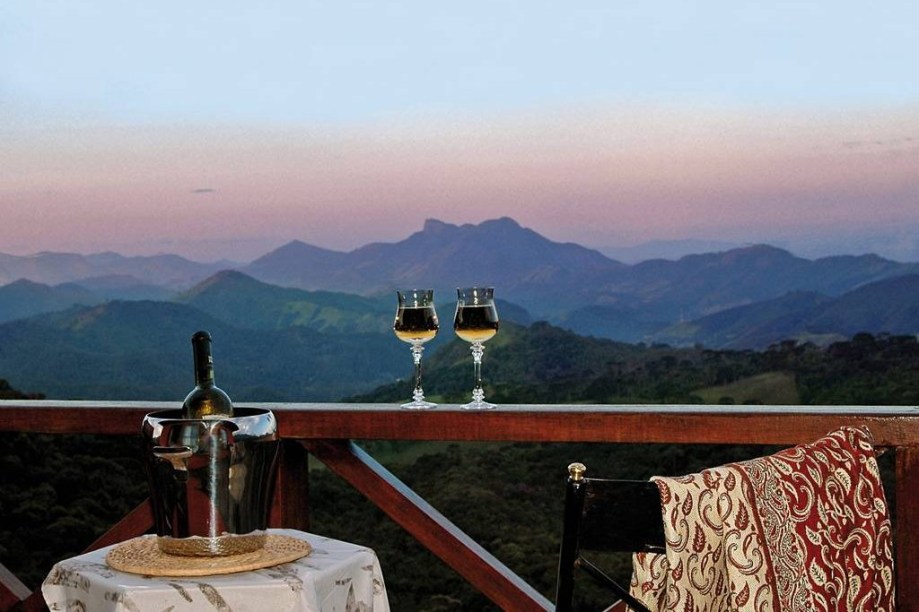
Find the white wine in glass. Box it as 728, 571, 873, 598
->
454, 287, 499, 410
393, 289, 439, 409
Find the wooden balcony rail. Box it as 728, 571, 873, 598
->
1, 401, 918, 611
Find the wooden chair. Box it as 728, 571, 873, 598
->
555, 462, 665, 612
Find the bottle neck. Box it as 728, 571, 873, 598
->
191, 332, 216, 387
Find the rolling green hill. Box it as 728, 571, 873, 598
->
692, 371, 801, 405
177, 270, 394, 333
0, 300, 406, 401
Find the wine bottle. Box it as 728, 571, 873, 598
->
182, 330, 234, 419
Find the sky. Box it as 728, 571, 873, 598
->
2, 1, 918, 262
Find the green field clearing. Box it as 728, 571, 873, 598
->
693, 371, 800, 405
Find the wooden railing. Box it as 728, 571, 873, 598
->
2, 401, 918, 611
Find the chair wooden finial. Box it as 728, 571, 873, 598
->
568, 462, 586, 481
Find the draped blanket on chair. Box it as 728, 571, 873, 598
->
630, 427, 895, 611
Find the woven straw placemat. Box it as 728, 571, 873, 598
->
106, 534, 312, 577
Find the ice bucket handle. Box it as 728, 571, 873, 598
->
152, 445, 194, 477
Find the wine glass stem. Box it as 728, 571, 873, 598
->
411, 343, 425, 402
471, 342, 485, 403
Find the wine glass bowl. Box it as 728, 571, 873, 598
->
453, 287, 499, 410
393, 289, 439, 409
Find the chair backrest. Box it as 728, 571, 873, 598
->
555, 462, 664, 612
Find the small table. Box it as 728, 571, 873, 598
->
41, 529, 390, 611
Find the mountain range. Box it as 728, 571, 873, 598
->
1, 217, 918, 350
0, 251, 230, 288
649, 274, 919, 349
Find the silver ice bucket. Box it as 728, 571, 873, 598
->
142, 407, 279, 556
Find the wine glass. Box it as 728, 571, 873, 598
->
393, 289, 440, 409
453, 287, 499, 410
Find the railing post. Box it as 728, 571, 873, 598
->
270, 439, 311, 531
896, 446, 919, 611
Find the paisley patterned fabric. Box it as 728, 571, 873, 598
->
630, 427, 895, 611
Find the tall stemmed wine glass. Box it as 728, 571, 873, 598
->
453, 287, 499, 410
393, 289, 440, 409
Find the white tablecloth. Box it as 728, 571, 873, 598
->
41, 529, 389, 612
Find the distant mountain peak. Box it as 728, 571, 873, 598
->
7, 278, 44, 288
669, 243, 792, 263
210, 269, 255, 282
422, 218, 451, 232
421, 216, 523, 233
257, 239, 344, 257
183, 270, 265, 297
733, 244, 793, 256
479, 216, 521, 229
274, 239, 320, 252
701, 243, 797, 265
419, 216, 523, 236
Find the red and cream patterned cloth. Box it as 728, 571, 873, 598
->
629, 427, 895, 611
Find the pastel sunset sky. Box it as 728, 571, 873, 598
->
2, 1, 918, 262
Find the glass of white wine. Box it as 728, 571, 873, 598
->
453, 287, 499, 410
393, 289, 440, 409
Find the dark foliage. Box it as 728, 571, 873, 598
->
0, 430, 148, 588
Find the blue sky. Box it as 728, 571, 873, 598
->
4, 1, 917, 123
2, 2, 918, 261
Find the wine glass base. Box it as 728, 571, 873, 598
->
401, 400, 437, 410
461, 400, 497, 410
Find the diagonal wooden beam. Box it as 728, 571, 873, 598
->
10, 590, 47, 612
84, 499, 155, 553
0, 562, 31, 610
303, 439, 553, 612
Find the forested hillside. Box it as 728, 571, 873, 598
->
1, 328, 915, 609
356, 323, 919, 407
